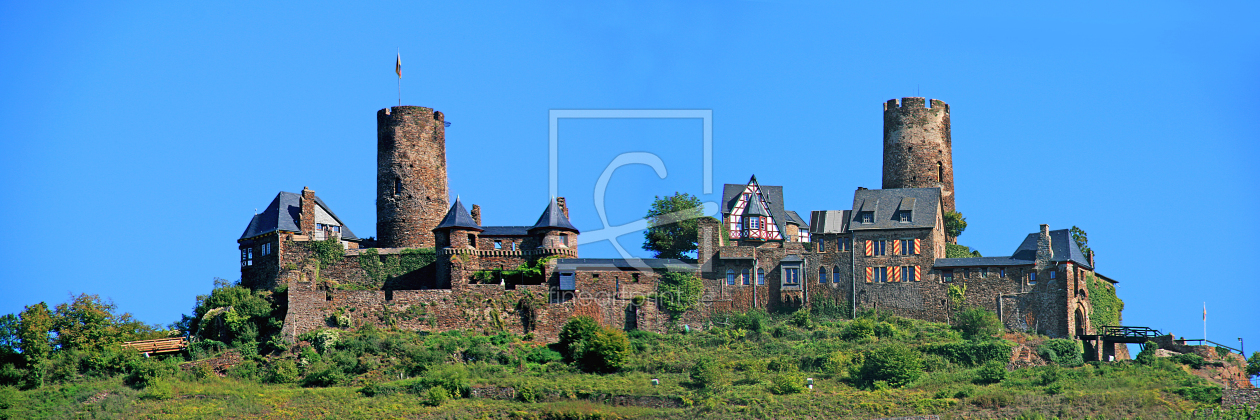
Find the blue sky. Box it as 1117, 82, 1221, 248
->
2, 2, 1257, 361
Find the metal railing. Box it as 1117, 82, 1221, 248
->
1098, 325, 1162, 339
1178, 339, 1243, 355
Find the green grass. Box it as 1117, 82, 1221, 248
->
1, 311, 1250, 419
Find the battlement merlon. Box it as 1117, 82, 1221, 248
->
883, 97, 950, 113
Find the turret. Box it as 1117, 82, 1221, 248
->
377, 106, 448, 248
882, 97, 955, 214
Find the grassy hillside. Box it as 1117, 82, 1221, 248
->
2, 305, 1253, 419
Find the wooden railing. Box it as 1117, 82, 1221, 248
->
121, 337, 189, 356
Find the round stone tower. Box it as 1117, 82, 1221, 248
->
882, 97, 955, 214
377, 106, 448, 248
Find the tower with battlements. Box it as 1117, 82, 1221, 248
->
376, 106, 448, 248
882, 97, 955, 214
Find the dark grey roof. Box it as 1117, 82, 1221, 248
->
848, 188, 941, 231
781, 254, 804, 262
553, 258, 697, 272
810, 210, 851, 234
934, 257, 1033, 268
1011, 229, 1092, 269
239, 191, 358, 241
721, 176, 789, 237
784, 210, 809, 228
435, 199, 483, 232
530, 200, 579, 233
481, 226, 530, 236
745, 193, 769, 216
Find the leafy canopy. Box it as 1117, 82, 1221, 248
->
943, 211, 968, 239
642, 192, 705, 260
1071, 225, 1091, 257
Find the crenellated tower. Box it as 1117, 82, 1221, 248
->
377, 106, 448, 248
882, 97, 955, 214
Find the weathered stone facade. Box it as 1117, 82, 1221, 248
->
377, 106, 448, 249
882, 97, 955, 214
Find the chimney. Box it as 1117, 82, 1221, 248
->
556, 197, 569, 219
1088, 250, 1095, 269
300, 186, 316, 235
1035, 224, 1052, 270
470, 204, 482, 226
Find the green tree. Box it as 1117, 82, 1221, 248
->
558, 316, 599, 362
579, 327, 630, 373
656, 272, 703, 320
1070, 226, 1091, 257
944, 211, 968, 240
17, 303, 53, 367
0, 314, 19, 356
642, 192, 704, 260
853, 343, 923, 389
52, 294, 160, 352
192, 278, 275, 346
952, 306, 1003, 340
1246, 352, 1259, 378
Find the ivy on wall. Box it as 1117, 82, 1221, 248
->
306, 237, 346, 269
1086, 274, 1124, 327
357, 248, 437, 286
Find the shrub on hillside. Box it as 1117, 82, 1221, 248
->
1136, 341, 1159, 365
689, 357, 727, 392
951, 307, 1002, 340
843, 318, 876, 341
790, 309, 811, 329
579, 327, 631, 373
1037, 339, 1084, 367
852, 343, 923, 389
974, 360, 1007, 384
767, 373, 806, 395
558, 316, 599, 362
922, 340, 1013, 367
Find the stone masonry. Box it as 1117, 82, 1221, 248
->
377, 106, 448, 249
882, 98, 955, 214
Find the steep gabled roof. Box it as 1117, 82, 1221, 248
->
435, 198, 483, 232
783, 210, 809, 228
848, 188, 941, 231
530, 200, 579, 233
239, 191, 358, 241
721, 175, 791, 236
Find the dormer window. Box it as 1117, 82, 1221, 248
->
897, 210, 912, 223
861, 212, 874, 224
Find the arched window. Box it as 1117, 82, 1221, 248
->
726, 269, 736, 286
833, 266, 841, 283
742, 269, 750, 285
819, 267, 828, 284
937, 162, 944, 182
757, 268, 765, 285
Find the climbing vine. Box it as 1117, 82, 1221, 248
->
358, 248, 436, 285
1086, 274, 1123, 327
306, 237, 345, 269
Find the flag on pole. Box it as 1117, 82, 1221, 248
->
396, 52, 402, 78
1203, 302, 1206, 321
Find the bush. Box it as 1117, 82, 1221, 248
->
1136, 341, 1159, 365
358, 381, 403, 397
974, 360, 1007, 384
1247, 352, 1260, 377
853, 343, 922, 389
952, 307, 1002, 340
267, 359, 299, 384
689, 357, 727, 392
558, 316, 599, 362
922, 341, 1013, 367
1173, 353, 1206, 369
301, 361, 346, 387
730, 309, 768, 332
790, 309, 811, 329
767, 373, 806, 395
124, 358, 174, 389
579, 327, 630, 373
425, 385, 452, 406
843, 318, 875, 341
1037, 339, 1083, 367
1174, 385, 1222, 405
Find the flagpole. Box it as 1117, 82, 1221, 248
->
1203, 302, 1206, 341
396, 49, 402, 107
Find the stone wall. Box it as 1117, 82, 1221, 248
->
1224, 389, 1260, 408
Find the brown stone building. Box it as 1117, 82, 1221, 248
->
234, 97, 1124, 345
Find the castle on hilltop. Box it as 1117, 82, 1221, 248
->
235, 98, 1125, 360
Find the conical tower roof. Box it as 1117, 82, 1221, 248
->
434, 198, 483, 232
530, 200, 579, 233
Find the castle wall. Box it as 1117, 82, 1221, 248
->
882, 97, 955, 213
377, 106, 448, 248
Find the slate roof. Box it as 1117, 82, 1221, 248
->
1011, 229, 1093, 269
239, 191, 359, 241
435, 199, 483, 232
809, 210, 851, 234
721, 177, 790, 236
481, 226, 530, 236
783, 210, 809, 228
530, 200, 579, 233
934, 227, 1093, 270
553, 258, 697, 272
848, 188, 941, 231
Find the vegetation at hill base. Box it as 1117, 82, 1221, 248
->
1, 282, 1254, 419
